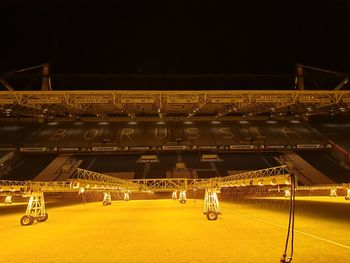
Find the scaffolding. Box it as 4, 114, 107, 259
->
203, 188, 222, 220
0, 165, 296, 224
21, 192, 48, 226
103, 192, 112, 206
4, 195, 12, 204
179, 191, 186, 204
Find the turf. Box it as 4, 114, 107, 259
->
1, 198, 350, 263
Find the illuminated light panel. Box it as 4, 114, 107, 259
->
47, 122, 59, 126
266, 120, 277, 124
98, 122, 109, 125
128, 121, 138, 125
184, 121, 193, 125
239, 120, 249, 124
211, 121, 221, 124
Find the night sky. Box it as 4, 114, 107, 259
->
1, 0, 350, 77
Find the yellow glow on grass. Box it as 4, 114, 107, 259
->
0, 199, 349, 262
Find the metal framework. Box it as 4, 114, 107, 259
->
287, 183, 350, 191
0, 166, 291, 194
1, 90, 350, 120
73, 168, 140, 191
20, 192, 48, 226
3, 166, 349, 223
203, 188, 222, 220
0, 165, 293, 223
179, 190, 186, 204
103, 192, 112, 206
196, 165, 291, 189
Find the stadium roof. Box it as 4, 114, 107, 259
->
1, 90, 349, 121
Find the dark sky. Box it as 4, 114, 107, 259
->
1, 0, 350, 75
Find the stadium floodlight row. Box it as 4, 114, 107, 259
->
1, 90, 350, 120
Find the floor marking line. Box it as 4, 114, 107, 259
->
227, 209, 350, 250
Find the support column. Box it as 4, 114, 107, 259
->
172, 191, 177, 200
203, 188, 221, 220
103, 192, 112, 206
4, 195, 12, 204
20, 192, 48, 226
330, 188, 337, 197
284, 190, 291, 198
124, 192, 130, 202
179, 190, 186, 204
345, 189, 350, 200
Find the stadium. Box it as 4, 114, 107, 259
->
0, 63, 350, 263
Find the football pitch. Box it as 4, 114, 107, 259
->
1, 197, 349, 263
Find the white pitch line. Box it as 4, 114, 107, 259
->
227, 209, 350, 250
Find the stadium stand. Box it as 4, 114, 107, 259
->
297, 151, 350, 183
311, 120, 350, 150
0, 120, 329, 149
86, 154, 142, 173
2, 154, 57, 180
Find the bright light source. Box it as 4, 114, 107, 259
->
98, 122, 109, 125
184, 121, 193, 125
156, 121, 165, 125
128, 121, 138, 125
211, 121, 221, 124
290, 120, 300, 124
48, 122, 59, 126
266, 120, 277, 124
239, 121, 249, 124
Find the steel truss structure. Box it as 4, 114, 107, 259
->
0, 166, 292, 223
274, 183, 350, 192
0, 166, 291, 194
272, 183, 350, 200
1, 90, 350, 120
203, 188, 222, 220
21, 192, 48, 226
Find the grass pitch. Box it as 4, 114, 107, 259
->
1, 198, 350, 263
